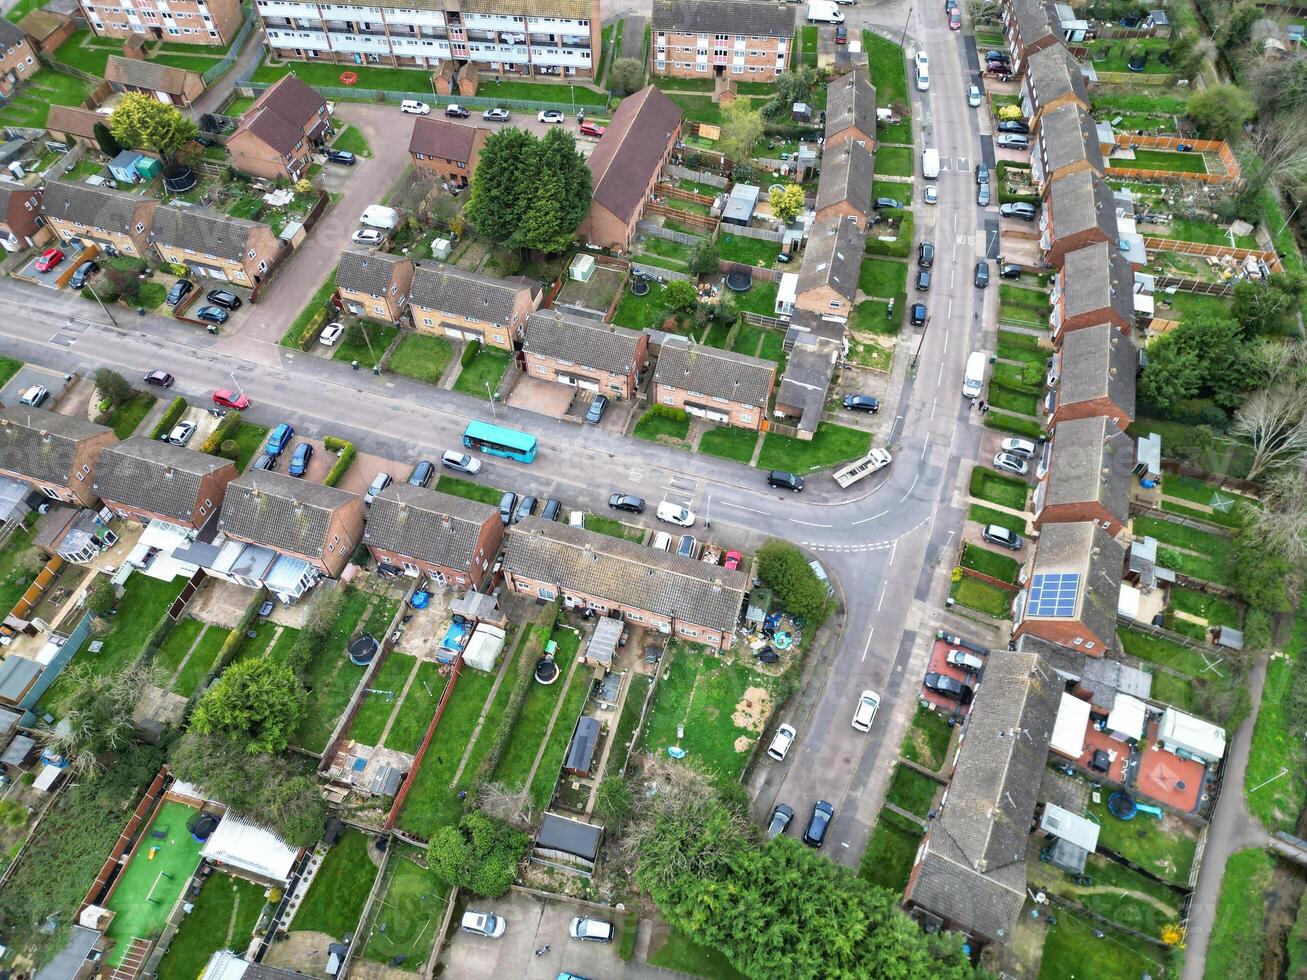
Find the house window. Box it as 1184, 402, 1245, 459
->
40, 486, 61, 500
627, 613, 644, 622
423, 317, 432, 326
682, 628, 699, 637
537, 587, 555, 600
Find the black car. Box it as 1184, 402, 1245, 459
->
984, 49, 1010, 63
143, 370, 174, 388
767, 803, 794, 839
924, 672, 975, 704
803, 800, 834, 848
166, 278, 194, 307
585, 394, 609, 425
999, 262, 1022, 279
975, 163, 989, 185
541, 498, 562, 521
444, 105, 470, 118
998, 120, 1030, 134
206, 289, 243, 310
69, 260, 99, 288
407, 459, 435, 487
195, 305, 228, 324
974, 260, 990, 288
767, 470, 805, 492
608, 493, 645, 514
513, 495, 538, 524
918, 240, 935, 269
843, 395, 880, 413
499, 491, 518, 524
251, 451, 277, 471
874, 197, 903, 210
910, 303, 928, 326
916, 269, 931, 291
325, 148, 357, 165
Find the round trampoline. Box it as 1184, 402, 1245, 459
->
1107, 791, 1138, 821
534, 657, 559, 685
630, 279, 650, 296
410, 591, 430, 609
725, 270, 753, 292
187, 811, 220, 842
348, 632, 379, 666
163, 166, 197, 194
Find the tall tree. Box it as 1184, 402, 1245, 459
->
109, 93, 199, 162
1231, 386, 1307, 480
94, 368, 133, 406
191, 656, 306, 755
516, 127, 591, 253
769, 183, 805, 224
718, 100, 764, 164
39, 664, 145, 778
756, 539, 832, 624
92, 121, 121, 157
687, 237, 721, 278
608, 58, 644, 96
1233, 272, 1307, 337
428, 811, 530, 898
465, 127, 538, 242
762, 66, 817, 118
1187, 84, 1256, 140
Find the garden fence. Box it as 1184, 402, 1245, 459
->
741, 309, 785, 328
1144, 236, 1281, 273
334, 840, 394, 980
637, 219, 701, 247
654, 182, 717, 208
201, 17, 256, 85
664, 163, 728, 188
719, 258, 781, 284
236, 78, 610, 114
1154, 274, 1235, 297
631, 259, 692, 283
644, 200, 717, 234
385, 650, 468, 834
1092, 69, 1175, 85
720, 222, 784, 242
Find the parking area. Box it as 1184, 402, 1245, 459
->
17, 244, 91, 289
0, 365, 73, 409
168, 405, 222, 448
920, 635, 983, 719
335, 449, 399, 497
177, 282, 253, 330
506, 377, 577, 419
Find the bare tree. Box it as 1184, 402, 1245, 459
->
474, 781, 532, 829
1248, 338, 1307, 388
1246, 469, 1307, 563
1252, 116, 1307, 187
1229, 386, 1307, 480
39, 664, 146, 778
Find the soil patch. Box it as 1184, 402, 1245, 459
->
732, 687, 772, 731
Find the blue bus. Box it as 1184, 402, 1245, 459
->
462, 420, 538, 463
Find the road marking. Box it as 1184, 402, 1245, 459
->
790, 518, 832, 528
937, 362, 946, 385
899, 472, 919, 502
861, 628, 876, 662
852, 510, 888, 525
718, 500, 766, 515
940, 328, 948, 355
920, 434, 931, 460
930, 397, 937, 420
947, 299, 953, 317
877, 584, 888, 610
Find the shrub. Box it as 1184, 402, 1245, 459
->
200, 410, 243, 453
461, 339, 482, 368
321, 436, 356, 487
93, 369, 132, 406
646, 404, 688, 423
756, 539, 831, 625
149, 397, 188, 440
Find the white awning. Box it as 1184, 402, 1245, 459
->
201, 814, 298, 884
1158, 707, 1226, 763
1107, 693, 1148, 740
1050, 692, 1091, 758
1040, 802, 1100, 853
1118, 583, 1141, 619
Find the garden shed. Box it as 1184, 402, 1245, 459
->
564, 716, 601, 776
532, 812, 604, 877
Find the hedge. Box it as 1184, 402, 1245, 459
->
322, 436, 356, 487
461, 338, 482, 368
188, 589, 267, 707
645, 404, 689, 423
200, 410, 243, 454
149, 397, 188, 440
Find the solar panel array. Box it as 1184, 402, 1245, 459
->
1028, 572, 1081, 617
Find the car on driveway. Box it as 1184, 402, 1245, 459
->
325, 148, 356, 165
843, 394, 880, 413
319, 322, 346, 346
999, 262, 1022, 279
724, 549, 743, 570
585, 394, 608, 425
69, 260, 99, 288
984, 49, 1011, 64
993, 451, 1029, 476
834, 25, 848, 42
206, 289, 243, 310
18, 385, 47, 407
608, 493, 645, 514
1000, 202, 1038, 220
195, 305, 228, 324
925, 672, 975, 704
767, 470, 805, 492
911, 302, 928, 326
985, 64, 1013, 80
998, 120, 1030, 134
967, 84, 982, 107
656, 501, 695, 526
1001, 437, 1038, 458
803, 800, 834, 847
537, 109, 564, 123
579, 121, 606, 137
499, 491, 518, 524
483, 108, 510, 122
460, 911, 505, 939
266, 423, 295, 456
352, 228, 386, 246
213, 389, 249, 410
144, 370, 174, 388
852, 689, 880, 732
947, 649, 985, 673
408, 459, 435, 487
288, 442, 313, 477
444, 104, 469, 118
364, 472, 392, 505
996, 133, 1030, 149
441, 450, 481, 474
251, 452, 276, 471
874, 197, 902, 210
569, 917, 614, 943
168, 421, 196, 446
767, 723, 797, 761
982, 523, 1024, 550
513, 495, 538, 523
166, 278, 194, 307
35, 247, 64, 273
541, 498, 562, 521
767, 803, 794, 838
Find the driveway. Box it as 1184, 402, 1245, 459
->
1, 365, 73, 409
18, 248, 87, 290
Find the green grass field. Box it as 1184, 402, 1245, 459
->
1037, 910, 1165, 980
583, 512, 646, 542
331, 125, 374, 158
389, 333, 454, 385
171, 624, 230, 697
634, 409, 690, 445
332, 323, 397, 370
1246, 601, 1307, 832
107, 393, 157, 439
698, 425, 759, 463
349, 653, 416, 746
1087, 794, 1197, 886
949, 576, 1016, 618
435, 475, 503, 506
293, 828, 378, 939
717, 233, 779, 269
859, 257, 908, 299
756, 423, 870, 473
1205, 848, 1273, 980
361, 849, 450, 966
155, 873, 266, 979
528, 668, 592, 810
0, 71, 95, 129
967, 503, 1028, 537
229, 422, 270, 472
969, 466, 1029, 511
959, 542, 1021, 584
384, 660, 447, 755
1114, 147, 1209, 174
452, 346, 512, 399
857, 809, 923, 894
863, 31, 909, 104
650, 926, 749, 979
885, 765, 938, 818
900, 704, 952, 771
875, 145, 914, 177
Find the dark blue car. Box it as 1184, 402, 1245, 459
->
266, 423, 295, 456
288, 442, 313, 477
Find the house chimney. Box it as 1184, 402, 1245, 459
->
441, 514, 452, 530
164, 467, 175, 479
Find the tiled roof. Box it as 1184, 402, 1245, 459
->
45, 106, 102, 140
42, 180, 146, 233
237, 74, 327, 155
504, 517, 748, 633
1043, 416, 1133, 524
219, 470, 358, 557
151, 204, 261, 261
796, 215, 865, 302
1011, 0, 1056, 48
409, 264, 530, 324
1060, 240, 1133, 323
92, 436, 232, 524
363, 483, 496, 570
337, 248, 406, 297
825, 70, 876, 141
1037, 102, 1104, 175
777, 342, 837, 434
1025, 520, 1125, 647
1047, 169, 1117, 242
0, 177, 26, 220
587, 86, 682, 224
524, 310, 644, 376
651, 0, 796, 37
815, 140, 873, 217
408, 116, 478, 161
104, 55, 196, 95
1025, 44, 1089, 111
0, 15, 26, 48
654, 335, 776, 407
1058, 323, 1136, 419
0, 408, 110, 486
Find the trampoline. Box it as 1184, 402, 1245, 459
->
725, 270, 753, 292
410, 591, 430, 609
163, 166, 197, 194
1107, 791, 1138, 821
630, 279, 650, 296
348, 633, 379, 666
534, 657, 560, 685
187, 811, 220, 842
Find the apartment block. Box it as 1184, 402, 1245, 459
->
79, 0, 244, 45
255, 0, 601, 78
650, 0, 795, 82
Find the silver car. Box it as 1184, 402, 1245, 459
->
1000, 437, 1038, 458
993, 451, 1029, 476
967, 84, 982, 107
364, 472, 392, 505
946, 649, 985, 673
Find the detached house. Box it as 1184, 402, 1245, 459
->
363, 484, 503, 590
651, 0, 796, 82
150, 205, 282, 288
408, 116, 488, 187
42, 180, 156, 257
0, 409, 115, 508
795, 215, 864, 320
1022, 43, 1090, 123
814, 140, 874, 228
653, 335, 775, 430
523, 310, 648, 401
0, 17, 38, 99
226, 74, 332, 182
824, 70, 875, 150
408, 265, 541, 350
1014, 520, 1125, 655
1050, 241, 1136, 340
92, 436, 237, 533
1033, 416, 1133, 535
0, 177, 44, 251
336, 249, 413, 324
1031, 101, 1104, 192
1047, 323, 1136, 428
1040, 170, 1118, 267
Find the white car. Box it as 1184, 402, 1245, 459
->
440, 449, 481, 475
167, 421, 196, 446
18, 385, 48, 407
319, 322, 346, 346
993, 451, 1029, 476
460, 911, 505, 939
651, 530, 673, 552
967, 84, 982, 108
924, 185, 938, 204
1000, 437, 1038, 459
569, 917, 615, 943
946, 649, 985, 673
914, 51, 930, 91
352, 228, 386, 246
538, 109, 564, 124
400, 99, 431, 115
852, 690, 880, 732
655, 500, 695, 527
483, 107, 511, 122
364, 472, 392, 505
767, 723, 797, 761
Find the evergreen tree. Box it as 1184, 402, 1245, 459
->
465, 128, 538, 242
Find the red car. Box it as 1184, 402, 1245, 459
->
212, 389, 250, 410
724, 550, 743, 571
834, 25, 848, 43
35, 247, 64, 273
579, 121, 606, 137
949, 8, 961, 28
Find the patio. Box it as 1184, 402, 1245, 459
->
1136, 719, 1207, 812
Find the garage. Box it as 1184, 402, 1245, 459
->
684, 402, 731, 423
558, 372, 600, 392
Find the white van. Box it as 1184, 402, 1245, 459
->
807, 0, 845, 22
359, 205, 399, 230
963, 350, 987, 399
922, 148, 940, 180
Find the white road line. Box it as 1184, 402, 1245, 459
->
930, 397, 937, 420
877, 583, 888, 611
937, 361, 946, 385
920, 434, 931, 460
940, 329, 948, 355
860, 628, 876, 663
889, 540, 898, 566
790, 519, 833, 528
899, 472, 919, 502
718, 500, 766, 514
852, 510, 889, 525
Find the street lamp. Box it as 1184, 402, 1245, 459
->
485, 380, 497, 419
229, 371, 244, 397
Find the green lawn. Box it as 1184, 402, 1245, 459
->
852, 300, 901, 336
0, 521, 39, 619
756, 422, 871, 473
698, 425, 759, 463
999, 284, 1051, 327
489, 627, 581, 793
349, 653, 415, 746
281, 269, 338, 348
1132, 516, 1233, 578
1205, 848, 1273, 980
1117, 627, 1214, 677
878, 119, 913, 144
172, 625, 230, 697
967, 503, 1028, 536
649, 926, 748, 980
528, 668, 592, 810
389, 332, 454, 385
1169, 585, 1241, 629
959, 542, 1021, 584
900, 704, 952, 771
155, 874, 266, 980
1166, 219, 1256, 250
610, 673, 652, 777
106, 393, 157, 439
1114, 147, 1208, 174
717, 233, 780, 269
996, 329, 1050, 365
293, 828, 377, 938
1160, 474, 1254, 529
885, 764, 938, 818
987, 384, 1041, 417
613, 281, 672, 330
949, 576, 1016, 618
1085, 37, 1172, 74
53, 30, 114, 76
1246, 601, 1307, 833
360, 848, 449, 967
583, 513, 646, 542
857, 809, 923, 894
332, 322, 397, 370
435, 475, 502, 506
985, 411, 1045, 440
228, 422, 269, 472
1087, 794, 1197, 886
634, 409, 690, 445
863, 30, 909, 104
969, 466, 1029, 511
875, 145, 914, 177
1038, 911, 1165, 980
0, 71, 94, 129
734, 280, 779, 317
477, 78, 608, 106
0, 358, 22, 389
859, 257, 908, 299
1035, 853, 1182, 939
452, 346, 512, 399
1127, 417, 1255, 481
798, 26, 818, 68
383, 660, 446, 755
332, 125, 374, 158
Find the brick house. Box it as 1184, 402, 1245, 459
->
1003, 0, 1059, 72
794, 215, 864, 320
1039, 169, 1118, 267
814, 140, 873, 228
336, 249, 413, 324
0, 16, 38, 99
1033, 416, 1133, 535
503, 517, 749, 650
1031, 101, 1104, 192
42, 180, 157, 258
1021, 43, 1090, 123
150, 205, 282, 287
824, 69, 875, 150
0, 177, 44, 251
0, 409, 116, 507
1050, 241, 1136, 340
650, 0, 796, 82
77, 0, 244, 45
522, 310, 648, 400
363, 483, 503, 590
1047, 322, 1136, 428
579, 85, 682, 250
408, 265, 541, 350
104, 55, 205, 108
653, 335, 775, 430
91, 436, 237, 532
408, 116, 488, 187
17, 9, 78, 54
1014, 520, 1124, 655
226, 75, 332, 181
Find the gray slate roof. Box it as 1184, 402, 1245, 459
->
1037, 102, 1104, 176
525, 310, 644, 376
1025, 520, 1125, 648
505, 517, 748, 633
825, 69, 875, 142
815, 140, 873, 217
219, 470, 358, 557
1057, 323, 1136, 419
1060, 240, 1133, 324
0, 16, 26, 50
1026, 44, 1090, 112
1078, 655, 1151, 711
337, 248, 406, 297
152, 204, 263, 261
909, 651, 1062, 940
0, 409, 109, 486
1047, 169, 1117, 243
42, 179, 147, 233
34, 926, 101, 980
92, 436, 233, 524
1011, 0, 1056, 49
1043, 416, 1133, 525
651, 0, 796, 37
654, 335, 776, 407
777, 342, 837, 434
797, 214, 865, 302
363, 483, 497, 570
409, 264, 532, 324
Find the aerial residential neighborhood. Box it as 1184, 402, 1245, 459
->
0, 0, 1301, 977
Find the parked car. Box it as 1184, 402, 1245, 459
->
656, 501, 695, 526
998, 120, 1030, 134
538, 109, 564, 123
251, 452, 276, 471
319, 321, 346, 346
724, 549, 743, 570
144, 370, 174, 388
585, 394, 608, 425
400, 99, 431, 115
579, 121, 606, 137
975, 163, 989, 185
69, 260, 99, 288
265, 423, 295, 456
767, 470, 805, 492
18, 385, 47, 407
967, 84, 982, 107
651, 531, 673, 553
166, 278, 194, 307
977, 183, 991, 206
1000, 202, 1038, 220
767, 723, 797, 761
206, 289, 243, 310
1000, 437, 1038, 458
608, 493, 645, 514
195, 305, 228, 324
325, 148, 356, 165
352, 228, 386, 246
407, 459, 435, 487
985, 64, 1013, 80
767, 803, 794, 839
35, 247, 64, 273
569, 917, 615, 943
874, 197, 902, 210
213, 389, 250, 410
483, 108, 511, 122
498, 491, 518, 524
974, 260, 990, 288
916, 268, 932, 291
993, 451, 1029, 475
910, 303, 928, 326
364, 472, 392, 505
444, 104, 469, 118
541, 498, 562, 521
947, 649, 985, 673
924, 672, 975, 704
676, 534, 698, 559
984, 49, 1011, 63
996, 133, 1030, 149
440, 450, 481, 474
924, 185, 938, 204
982, 523, 1024, 550
460, 911, 505, 939
948, 7, 960, 28
803, 800, 835, 847
843, 394, 880, 413
513, 495, 538, 524
834, 25, 848, 42
167, 421, 196, 446
918, 240, 935, 268
999, 262, 1022, 279
288, 442, 313, 477
851, 689, 880, 732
